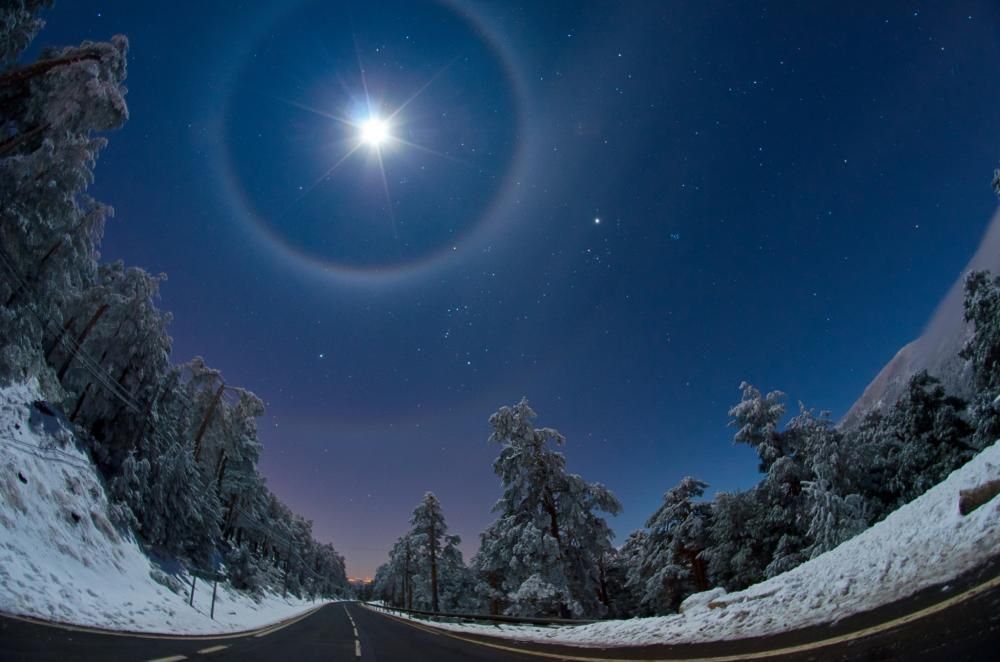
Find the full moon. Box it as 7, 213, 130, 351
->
360, 117, 390, 146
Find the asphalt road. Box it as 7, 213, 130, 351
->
0, 602, 536, 662
2, 571, 1000, 662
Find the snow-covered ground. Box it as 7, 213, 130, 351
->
0, 380, 328, 635
378, 440, 1000, 647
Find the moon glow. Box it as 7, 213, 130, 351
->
359, 117, 390, 147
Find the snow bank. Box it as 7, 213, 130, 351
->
0, 380, 327, 634
383, 440, 1000, 646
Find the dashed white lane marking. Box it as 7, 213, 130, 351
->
345, 605, 362, 657
197, 645, 230, 654
147, 656, 187, 662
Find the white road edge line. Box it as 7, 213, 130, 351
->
146, 656, 187, 662
355, 639, 361, 657
196, 645, 229, 654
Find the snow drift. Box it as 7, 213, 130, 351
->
377, 438, 1000, 646
0, 380, 326, 634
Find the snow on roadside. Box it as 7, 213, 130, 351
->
0, 379, 329, 635
382, 439, 1000, 647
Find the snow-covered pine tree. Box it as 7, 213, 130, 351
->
476, 398, 621, 618
0, 19, 128, 389
802, 478, 867, 558
0, 1, 52, 65
409, 492, 447, 612
727, 383, 811, 578
962, 270, 1000, 446
59, 262, 171, 468
601, 530, 646, 618
628, 477, 710, 615
437, 533, 478, 611
703, 489, 769, 590
729, 382, 787, 472
791, 406, 869, 557
866, 371, 974, 508
373, 534, 419, 609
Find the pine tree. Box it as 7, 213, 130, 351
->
703, 489, 768, 590
410, 492, 447, 612
629, 477, 711, 614
729, 382, 787, 472
962, 270, 1000, 445
0, 1, 53, 65
476, 398, 621, 617
0, 20, 128, 388
728, 383, 810, 578
601, 530, 646, 617
782, 405, 870, 557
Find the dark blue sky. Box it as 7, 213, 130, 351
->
33, 1, 1000, 577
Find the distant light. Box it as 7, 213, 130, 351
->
360, 117, 390, 146
594, 217, 601, 225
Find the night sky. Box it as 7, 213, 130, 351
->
30, 1, 1000, 578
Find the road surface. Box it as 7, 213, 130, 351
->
0, 602, 536, 662
1, 572, 999, 661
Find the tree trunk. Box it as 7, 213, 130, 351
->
542, 489, 561, 542
71, 316, 127, 423
0, 123, 47, 158
597, 555, 610, 608
0, 48, 104, 89
193, 382, 225, 461
45, 313, 77, 362
687, 549, 709, 592
215, 452, 228, 491
70, 382, 92, 422
130, 381, 162, 451
57, 303, 109, 382
429, 519, 439, 612
404, 539, 413, 610
5, 237, 61, 307
282, 541, 292, 597
489, 572, 501, 616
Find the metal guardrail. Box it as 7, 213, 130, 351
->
365, 602, 597, 626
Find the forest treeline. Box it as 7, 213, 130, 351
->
0, 3, 349, 599
373, 270, 1000, 619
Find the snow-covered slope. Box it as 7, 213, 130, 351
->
0, 380, 326, 634
841, 208, 1000, 428
379, 440, 1000, 646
